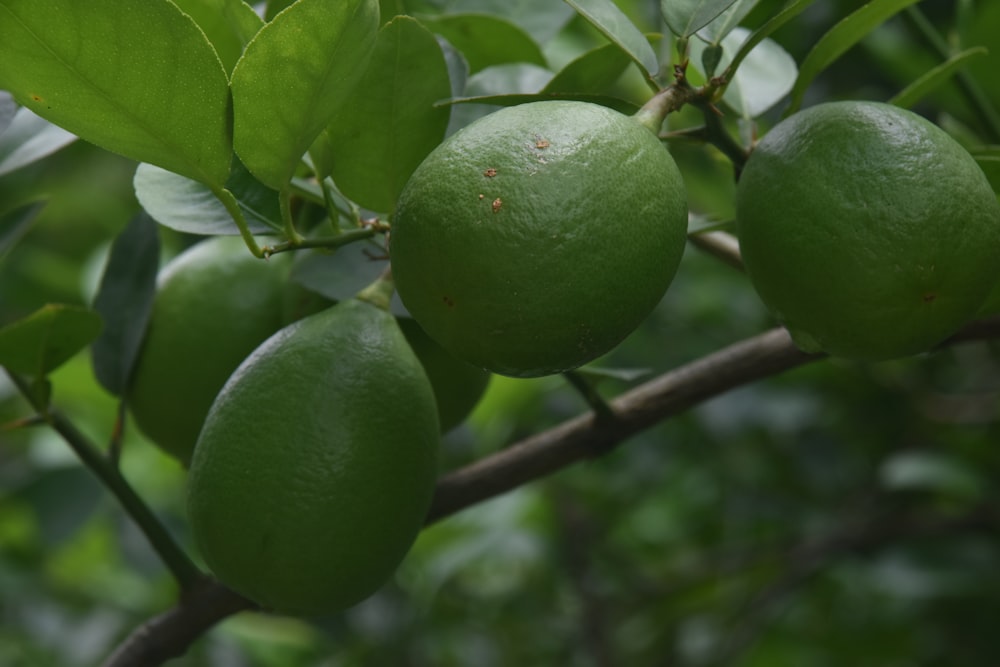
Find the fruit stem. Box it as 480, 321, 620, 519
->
261, 226, 379, 257
562, 370, 617, 424
356, 266, 395, 312
279, 187, 306, 246
633, 69, 699, 134
212, 185, 265, 258
5, 370, 205, 591
695, 101, 750, 172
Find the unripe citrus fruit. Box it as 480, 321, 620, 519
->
736, 101, 1000, 360
390, 100, 688, 377
398, 317, 490, 433
187, 296, 439, 616
129, 237, 292, 465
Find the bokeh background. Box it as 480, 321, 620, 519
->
2, 0, 1000, 664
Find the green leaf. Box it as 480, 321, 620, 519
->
691, 27, 796, 118
325, 17, 451, 214
134, 162, 282, 235
231, 0, 380, 190
888, 47, 988, 110
721, 0, 816, 84
265, 0, 296, 19
786, 0, 922, 115
0, 0, 232, 186
0, 106, 77, 177
542, 42, 636, 95
421, 13, 546, 75
563, 0, 660, 77
0, 200, 45, 260
0, 304, 103, 377
431, 0, 575, 44
697, 0, 761, 43
90, 214, 160, 397
661, 0, 739, 38
445, 93, 640, 117
172, 0, 264, 74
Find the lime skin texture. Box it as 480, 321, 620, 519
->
390, 100, 689, 378
398, 317, 491, 433
736, 101, 1000, 361
128, 236, 293, 466
187, 298, 440, 616
130, 236, 488, 466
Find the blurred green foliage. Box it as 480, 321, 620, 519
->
2, 0, 1000, 665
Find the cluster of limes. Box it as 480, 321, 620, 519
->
129, 237, 489, 614
132, 95, 998, 618
130, 100, 691, 616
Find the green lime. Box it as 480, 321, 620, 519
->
736, 101, 1000, 360
187, 298, 439, 616
398, 317, 490, 433
129, 237, 292, 465
390, 100, 688, 378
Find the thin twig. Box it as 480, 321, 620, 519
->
6, 371, 203, 590
687, 230, 744, 271
428, 317, 1000, 523
428, 327, 820, 523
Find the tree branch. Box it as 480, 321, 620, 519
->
428, 326, 819, 523
428, 317, 1000, 523
101, 316, 1000, 666
101, 578, 256, 667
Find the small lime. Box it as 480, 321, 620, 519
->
129, 237, 291, 465
398, 317, 490, 433
737, 101, 1000, 360
187, 298, 439, 616
390, 100, 688, 377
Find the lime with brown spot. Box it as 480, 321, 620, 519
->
389, 100, 688, 377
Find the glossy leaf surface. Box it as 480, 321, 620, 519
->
422, 14, 546, 75
134, 162, 282, 235
564, 0, 660, 77
90, 213, 160, 397
172, 0, 264, 74
888, 47, 988, 109
0, 0, 232, 185
661, 0, 739, 38
0, 107, 77, 177
326, 17, 451, 213
230, 0, 380, 189
786, 0, 921, 114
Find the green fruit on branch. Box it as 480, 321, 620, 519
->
389, 100, 688, 378
398, 316, 490, 433
187, 296, 440, 616
128, 237, 293, 466
736, 101, 1000, 360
